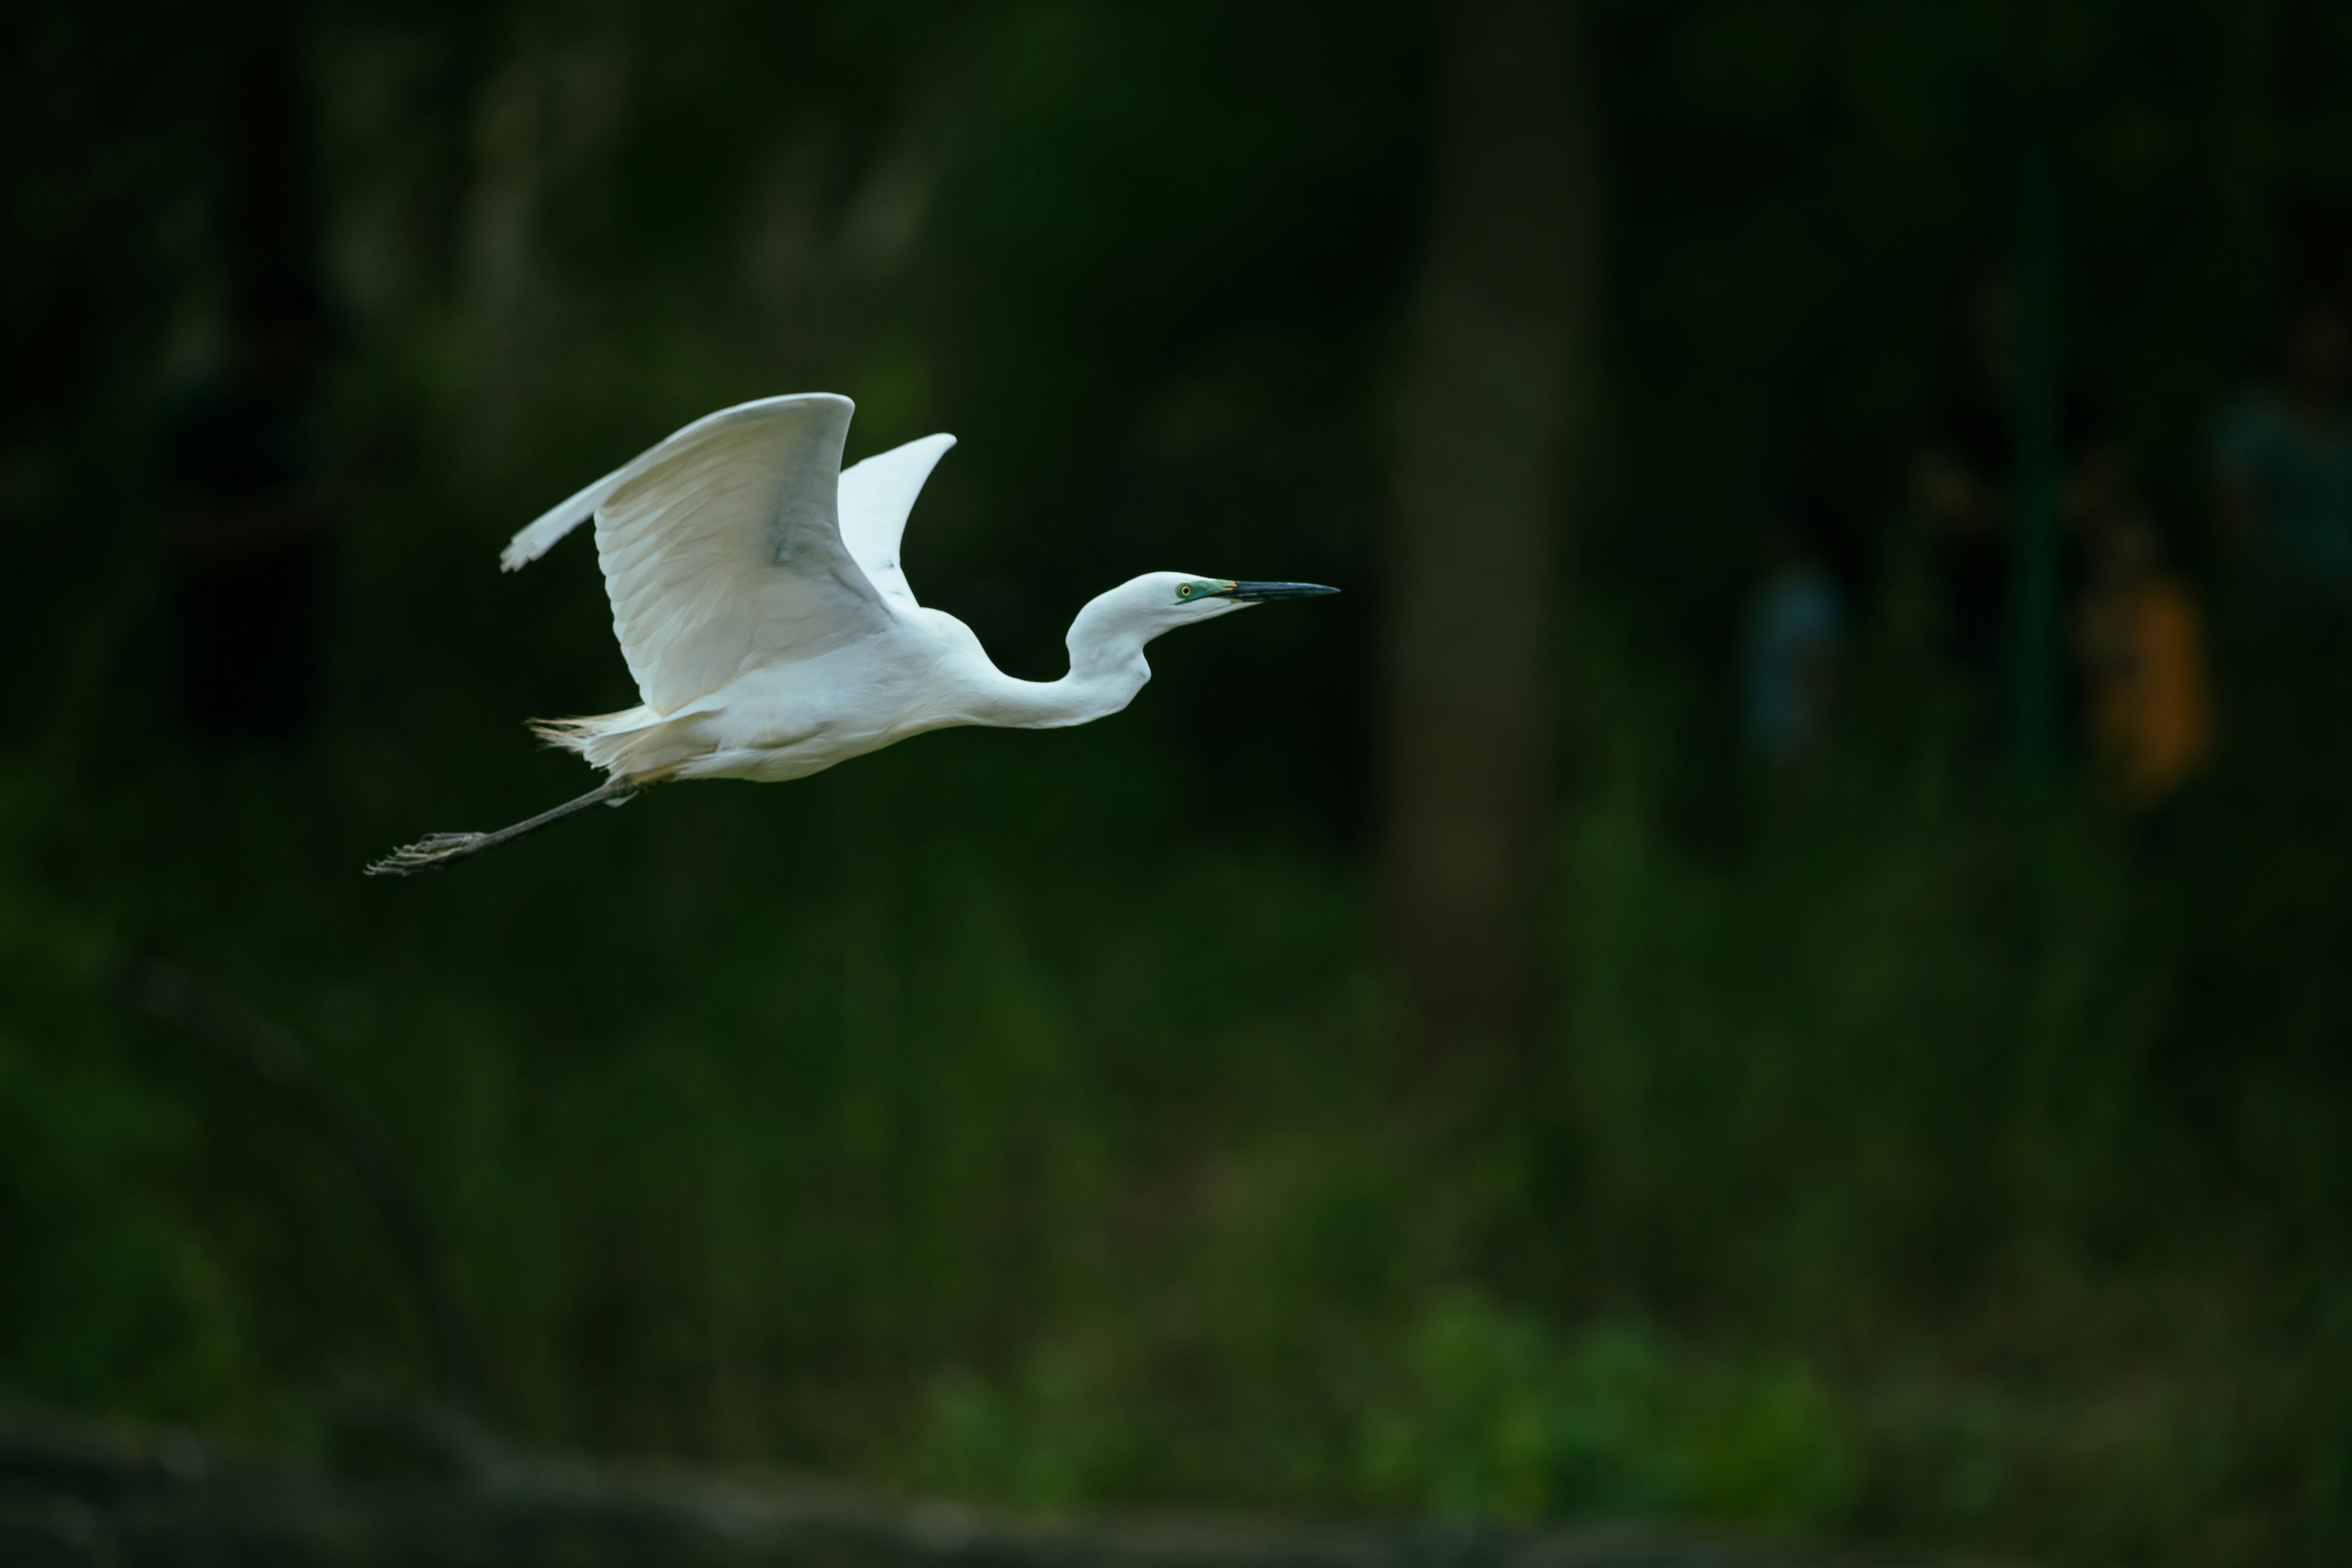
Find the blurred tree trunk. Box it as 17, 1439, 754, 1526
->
165, 0, 337, 743
1383, 0, 1598, 1058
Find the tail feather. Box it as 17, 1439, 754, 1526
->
526, 712, 625, 756
525, 705, 706, 779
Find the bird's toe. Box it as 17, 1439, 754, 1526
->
363, 831, 487, 876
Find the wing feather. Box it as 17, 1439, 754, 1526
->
549, 393, 890, 715
836, 433, 956, 609
501, 464, 628, 571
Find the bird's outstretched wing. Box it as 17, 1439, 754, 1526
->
502, 393, 889, 715
502, 466, 628, 572
837, 433, 956, 610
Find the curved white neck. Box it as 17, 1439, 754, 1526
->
965, 599, 1156, 730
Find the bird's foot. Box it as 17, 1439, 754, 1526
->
364, 832, 487, 877
364, 777, 645, 879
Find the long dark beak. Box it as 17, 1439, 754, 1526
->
1215, 581, 1341, 601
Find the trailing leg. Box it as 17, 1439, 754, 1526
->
365, 776, 644, 876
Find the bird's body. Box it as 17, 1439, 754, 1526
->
539, 598, 1146, 786
369, 392, 1333, 874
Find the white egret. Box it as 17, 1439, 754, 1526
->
367, 392, 1337, 874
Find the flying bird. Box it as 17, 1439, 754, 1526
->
367, 393, 1336, 874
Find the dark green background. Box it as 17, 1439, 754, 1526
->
6, 2, 2351, 1563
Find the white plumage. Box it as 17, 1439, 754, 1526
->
368, 392, 1335, 874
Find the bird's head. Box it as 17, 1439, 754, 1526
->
1135, 571, 1342, 628
1066, 572, 1339, 671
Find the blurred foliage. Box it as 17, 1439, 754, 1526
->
8, 2, 2352, 1567
1352, 1297, 1858, 1528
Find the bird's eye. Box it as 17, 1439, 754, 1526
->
1177, 583, 1195, 599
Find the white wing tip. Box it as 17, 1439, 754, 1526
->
501, 493, 606, 571
499, 521, 567, 572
